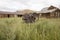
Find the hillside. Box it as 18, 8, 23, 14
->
16, 9, 36, 15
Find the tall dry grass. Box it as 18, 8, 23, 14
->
0, 18, 60, 40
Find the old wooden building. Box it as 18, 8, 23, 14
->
39, 5, 60, 18
0, 11, 15, 18
0, 9, 35, 18
0, 11, 23, 18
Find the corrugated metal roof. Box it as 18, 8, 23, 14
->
39, 5, 60, 13
0, 11, 16, 14
40, 8, 56, 13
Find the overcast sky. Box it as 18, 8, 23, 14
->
0, 0, 60, 12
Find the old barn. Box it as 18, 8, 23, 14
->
40, 6, 60, 18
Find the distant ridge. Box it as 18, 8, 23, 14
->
16, 9, 35, 15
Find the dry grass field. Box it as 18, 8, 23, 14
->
0, 18, 60, 40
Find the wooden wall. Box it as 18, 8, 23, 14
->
40, 11, 60, 18
0, 14, 15, 18
50, 11, 60, 18
41, 13, 50, 18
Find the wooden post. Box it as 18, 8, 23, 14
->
14, 14, 17, 17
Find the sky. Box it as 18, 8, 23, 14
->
0, 0, 60, 12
